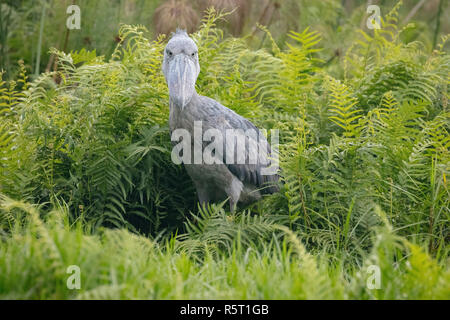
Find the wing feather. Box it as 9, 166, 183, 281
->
199, 96, 279, 194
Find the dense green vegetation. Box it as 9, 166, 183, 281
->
0, 2, 449, 299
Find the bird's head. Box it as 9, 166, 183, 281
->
162, 29, 200, 109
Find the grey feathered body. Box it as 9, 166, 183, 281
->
170, 93, 279, 209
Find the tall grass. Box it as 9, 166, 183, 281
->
0, 195, 448, 299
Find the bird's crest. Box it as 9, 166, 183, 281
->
171, 28, 189, 39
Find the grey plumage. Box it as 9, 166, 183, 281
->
162, 30, 279, 211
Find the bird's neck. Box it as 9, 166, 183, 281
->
170, 90, 199, 110
169, 90, 199, 132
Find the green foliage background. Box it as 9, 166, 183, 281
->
0, 3, 449, 299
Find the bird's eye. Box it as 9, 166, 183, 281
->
167, 50, 173, 56
191, 52, 196, 57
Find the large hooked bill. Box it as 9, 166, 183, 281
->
167, 54, 197, 109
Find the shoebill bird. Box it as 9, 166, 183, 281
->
162, 30, 280, 211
